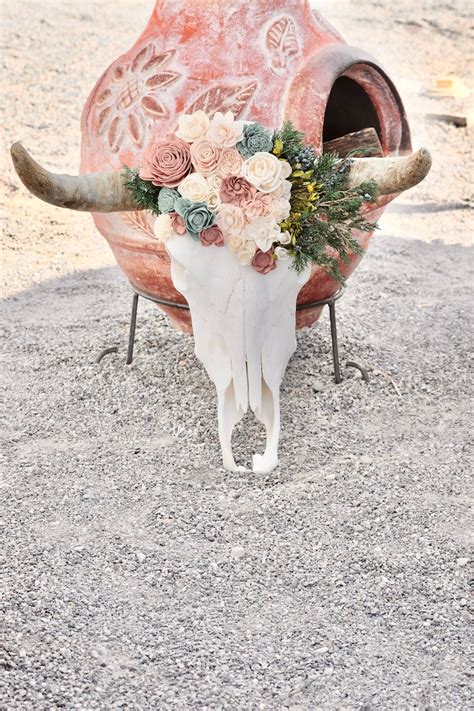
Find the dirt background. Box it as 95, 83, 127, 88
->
1, 1, 473, 709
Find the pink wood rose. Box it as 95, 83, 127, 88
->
241, 192, 272, 221
218, 149, 244, 177
170, 212, 187, 235
140, 137, 192, 188
251, 248, 277, 274
190, 137, 221, 176
200, 225, 225, 247
220, 176, 255, 206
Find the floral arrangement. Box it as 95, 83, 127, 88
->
125, 111, 378, 279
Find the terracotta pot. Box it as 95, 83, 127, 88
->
80, 0, 411, 332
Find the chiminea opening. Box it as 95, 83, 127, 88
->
322, 77, 381, 143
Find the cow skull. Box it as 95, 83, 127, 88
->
167, 232, 310, 472
10, 143, 431, 471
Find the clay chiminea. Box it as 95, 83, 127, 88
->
79, 0, 412, 332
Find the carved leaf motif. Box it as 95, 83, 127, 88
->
143, 50, 176, 73
140, 95, 168, 118
97, 106, 112, 134
122, 211, 155, 239
145, 71, 181, 89
113, 65, 125, 82
108, 116, 123, 153
96, 88, 113, 106
127, 112, 143, 147
132, 44, 153, 73
266, 16, 299, 74
184, 82, 258, 118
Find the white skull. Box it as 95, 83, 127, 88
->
167, 233, 310, 473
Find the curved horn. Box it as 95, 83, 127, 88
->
346, 148, 432, 196
10, 143, 140, 212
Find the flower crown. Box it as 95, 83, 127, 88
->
125, 111, 377, 279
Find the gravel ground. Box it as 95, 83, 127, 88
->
1, 1, 473, 709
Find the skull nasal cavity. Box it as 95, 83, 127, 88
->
323, 77, 381, 143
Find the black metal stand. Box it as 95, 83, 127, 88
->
96, 284, 369, 384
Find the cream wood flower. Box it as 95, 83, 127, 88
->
216, 203, 245, 236
269, 197, 291, 222
274, 179, 292, 200
274, 246, 290, 260
177, 173, 210, 203
242, 153, 292, 194
279, 230, 292, 245
208, 111, 244, 149
153, 213, 174, 242
206, 173, 223, 192
243, 215, 281, 252
227, 234, 257, 265
175, 109, 210, 143
205, 190, 222, 211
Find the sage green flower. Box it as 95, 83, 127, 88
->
237, 123, 274, 159
158, 187, 180, 213
175, 198, 215, 237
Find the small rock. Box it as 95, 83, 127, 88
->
457, 557, 469, 567
231, 545, 245, 560
312, 381, 330, 393
360, 455, 373, 465
135, 551, 146, 563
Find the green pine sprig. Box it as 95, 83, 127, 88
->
123, 167, 162, 216
284, 147, 379, 279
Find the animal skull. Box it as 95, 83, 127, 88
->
167, 232, 311, 472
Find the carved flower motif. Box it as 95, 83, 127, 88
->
95, 45, 182, 153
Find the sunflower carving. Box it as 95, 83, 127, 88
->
94, 45, 182, 152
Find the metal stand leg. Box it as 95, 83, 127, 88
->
126, 293, 139, 365
328, 299, 342, 384
96, 292, 139, 364
327, 297, 369, 384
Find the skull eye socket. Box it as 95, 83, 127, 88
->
322, 76, 381, 144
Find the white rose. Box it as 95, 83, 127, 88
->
242, 152, 290, 194
216, 203, 245, 236
206, 173, 223, 192
274, 246, 290, 261
175, 110, 210, 143
243, 215, 281, 252
269, 197, 291, 222
227, 234, 257, 265
153, 213, 173, 243
208, 111, 244, 149
273, 179, 292, 200
178, 173, 210, 203
205, 189, 222, 211
279, 230, 292, 245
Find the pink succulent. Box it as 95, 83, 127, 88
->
251, 248, 277, 275
200, 225, 225, 247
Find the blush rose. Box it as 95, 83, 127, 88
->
140, 137, 192, 188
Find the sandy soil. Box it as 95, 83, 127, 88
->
1, 1, 472, 709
